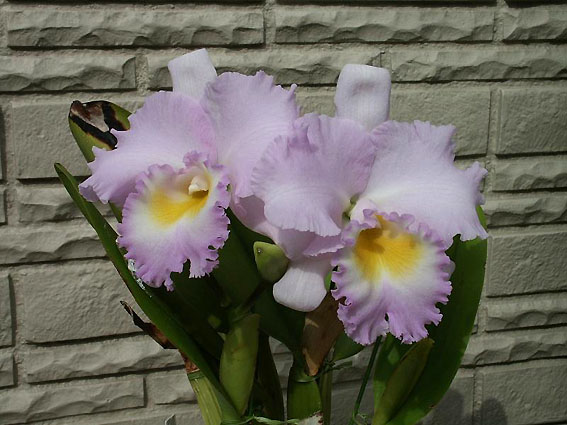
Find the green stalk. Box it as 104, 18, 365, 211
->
318, 367, 333, 425
349, 338, 381, 425
287, 362, 322, 421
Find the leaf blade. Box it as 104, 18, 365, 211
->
372, 338, 434, 425
332, 332, 364, 363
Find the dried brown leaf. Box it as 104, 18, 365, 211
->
302, 294, 344, 376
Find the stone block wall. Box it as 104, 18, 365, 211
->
0, 0, 566, 424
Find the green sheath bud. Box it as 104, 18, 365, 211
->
220, 313, 261, 415
254, 241, 289, 283
68, 100, 131, 162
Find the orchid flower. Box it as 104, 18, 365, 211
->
250, 65, 488, 344
79, 49, 299, 289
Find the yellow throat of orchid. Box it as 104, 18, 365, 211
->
353, 216, 423, 281
149, 173, 210, 226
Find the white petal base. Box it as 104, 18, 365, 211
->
273, 255, 332, 312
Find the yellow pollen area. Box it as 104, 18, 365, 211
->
353, 216, 423, 281
149, 177, 210, 226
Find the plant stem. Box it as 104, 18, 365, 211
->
287, 362, 322, 420
188, 371, 223, 425
319, 367, 333, 425
349, 338, 382, 425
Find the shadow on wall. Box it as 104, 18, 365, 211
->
0, 107, 6, 179
424, 391, 508, 425
479, 398, 508, 425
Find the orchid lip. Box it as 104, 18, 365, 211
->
353, 215, 423, 282
117, 161, 231, 287
332, 211, 453, 345
148, 165, 213, 227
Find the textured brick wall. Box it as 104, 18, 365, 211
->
0, 0, 566, 424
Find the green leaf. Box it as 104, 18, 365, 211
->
220, 313, 261, 415
54, 163, 238, 418
213, 226, 262, 305
68, 100, 131, 162
373, 335, 412, 410
172, 271, 228, 332
318, 368, 333, 425
257, 332, 285, 420
254, 290, 304, 357
372, 338, 434, 425
332, 332, 364, 362
227, 208, 272, 256
145, 276, 225, 360
385, 217, 488, 425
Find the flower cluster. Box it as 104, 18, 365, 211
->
80, 49, 487, 346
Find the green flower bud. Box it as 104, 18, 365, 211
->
254, 241, 289, 283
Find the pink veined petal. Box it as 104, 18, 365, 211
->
231, 195, 281, 245
334, 64, 391, 131
356, 120, 488, 246
79, 91, 215, 206
252, 114, 376, 237
332, 212, 453, 345
168, 49, 217, 99
302, 234, 344, 257
117, 156, 230, 289
273, 255, 332, 312
274, 229, 343, 260
202, 71, 300, 200
231, 195, 333, 259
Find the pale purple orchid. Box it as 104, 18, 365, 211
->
79, 49, 299, 289
249, 65, 488, 345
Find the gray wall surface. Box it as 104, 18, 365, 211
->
0, 0, 566, 424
